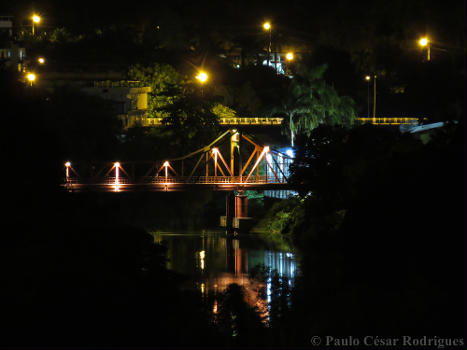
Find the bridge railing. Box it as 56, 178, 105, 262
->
137, 175, 286, 184
64, 174, 286, 185
104, 177, 131, 184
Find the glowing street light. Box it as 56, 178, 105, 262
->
418, 37, 430, 61
38, 57, 45, 64
31, 14, 41, 35
196, 71, 208, 83
26, 72, 36, 86
285, 52, 294, 61
419, 37, 428, 47
196, 71, 208, 97
263, 21, 271, 30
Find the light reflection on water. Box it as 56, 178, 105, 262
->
154, 231, 297, 319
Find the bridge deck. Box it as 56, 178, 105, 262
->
62, 182, 292, 192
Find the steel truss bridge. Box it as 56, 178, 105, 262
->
62, 129, 293, 192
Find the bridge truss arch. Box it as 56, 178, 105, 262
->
62, 129, 293, 192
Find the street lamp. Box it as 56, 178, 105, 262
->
364, 75, 377, 121
38, 57, 45, 64
26, 72, 36, 86
365, 75, 371, 118
372, 75, 377, 121
196, 71, 208, 83
263, 21, 272, 67
285, 52, 294, 61
418, 37, 430, 61
196, 71, 208, 96
31, 14, 41, 35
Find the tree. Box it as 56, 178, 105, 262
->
272, 64, 356, 146
161, 93, 221, 155
128, 63, 186, 118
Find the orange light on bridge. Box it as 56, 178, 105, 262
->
212, 148, 219, 176
65, 161, 71, 179
114, 162, 120, 191
163, 161, 169, 182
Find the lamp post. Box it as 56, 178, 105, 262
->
31, 14, 40, 35
364, 75, 377, 121
372, 75, 377, 121
285, 52, 294, 75
26, 72, 36, 86
418, 37, 430, 61
263, 21, 272, 67
196, 71, 208, 96
365, 75, 371, 118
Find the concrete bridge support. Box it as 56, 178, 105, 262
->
234, 190, 248, 218
220, 190, 254, 234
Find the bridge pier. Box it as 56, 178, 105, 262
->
220, 190, 254, 234
234, 190, 248, 218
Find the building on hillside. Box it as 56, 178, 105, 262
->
1, 16, 26, 71
81, 80, 151, 129
0, 15, 13, 37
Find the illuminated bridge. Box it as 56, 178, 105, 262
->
126, 116, 425, 128
62, 129, 293, 193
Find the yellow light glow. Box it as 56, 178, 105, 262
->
114, 162, 120, 168
365, 75, 371, 81
163, 161, 169, 167
211, 147, 219, 154
26, 73, 36, 82
38, 57, 45, 64
419, 37, 429, 47
263, 22, 271, 30
285, 52, 294, 61
200, 250, 205, 259
32, 15, 41, 23
65, 162, 71, 167
264, 146, 270, 152
196, 72, 208, 83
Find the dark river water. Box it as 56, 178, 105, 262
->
153, 231, 298, 317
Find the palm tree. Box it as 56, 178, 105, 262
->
271, 64, 356, 146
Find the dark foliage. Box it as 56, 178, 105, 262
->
284, 123, 465, 340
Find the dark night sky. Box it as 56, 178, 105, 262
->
2, 0, 465, 44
